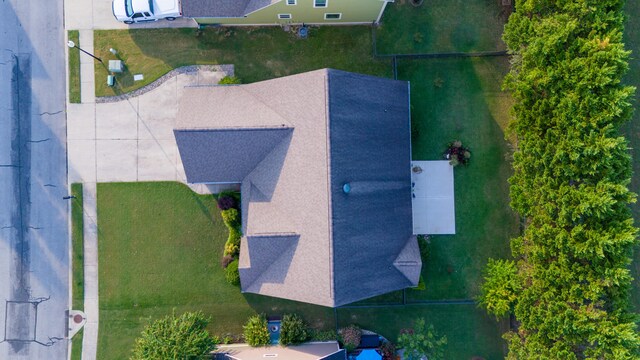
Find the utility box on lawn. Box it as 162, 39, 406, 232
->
108, 60, 123, 73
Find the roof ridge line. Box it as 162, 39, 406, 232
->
247, 232, 299, 238
323, 70, 335, 304
243, 129, 292, 194
175, 126, 293, 132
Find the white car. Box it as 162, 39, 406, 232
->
112, 0, 182, 24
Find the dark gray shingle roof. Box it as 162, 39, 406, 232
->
174, 128, 292, 183
327, 70, 418, 306
182, 0, 277, 17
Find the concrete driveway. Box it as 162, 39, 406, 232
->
68, 68, 230, 184
65, 0, 197, 30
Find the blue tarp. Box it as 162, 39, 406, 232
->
356, 349, 382, 360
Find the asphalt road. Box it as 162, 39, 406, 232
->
0, 0, 69, 358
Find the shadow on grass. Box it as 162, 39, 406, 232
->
376, 0, 511, 55
399, 56, 518, 301
93, 26, 391, 97
242, 293, 336, 331
621, 0, 640, 312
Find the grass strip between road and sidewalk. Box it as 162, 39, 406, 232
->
68, 30, 81, 104
71, 183, 84, 360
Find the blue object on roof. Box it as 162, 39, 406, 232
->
356, 349, 382, 360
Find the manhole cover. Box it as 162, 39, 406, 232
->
73, 314, 84, 324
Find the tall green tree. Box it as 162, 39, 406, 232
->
130, 311, 217, 360
479, 0, 640, 358
478, 258, 521, 318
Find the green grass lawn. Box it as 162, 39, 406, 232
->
97, 182, 335, 360
68, 30, 81, 103
72, 183, 85, 310
93, 26, 390, 97
622, 0, 640, 311
71, 183, 84, 360
399, 57, 518, 300
375, 0, 510, 55
338, 304, 508, 360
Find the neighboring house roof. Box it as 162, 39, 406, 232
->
174, 69, 421, 307
182, 0, 278, 18
215, 342, 346, 360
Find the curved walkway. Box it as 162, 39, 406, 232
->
96, 64, 234, 103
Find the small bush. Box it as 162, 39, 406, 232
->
279, 314, 309, 345
224, 241, 239, 257
221, 255, 234, 268
217, 195, 236, 210
228, 226, 242, 245
225, 259, 240, 286
413, 275, 426, 291
310, 329, 337, 342
218, 75, 242, 85
339, 325, 361, 352
221, 208, 240, 229
380, 341, 396, 360
222, 335, 234, 344
243, 314, 270, 347
443, 140, 471, 167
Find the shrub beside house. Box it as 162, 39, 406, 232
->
218, 193, 242, 285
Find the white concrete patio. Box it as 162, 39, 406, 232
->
411, 160, 456, 235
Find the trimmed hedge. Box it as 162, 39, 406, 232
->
478, 0, 640, 358
218, 193, 243, 285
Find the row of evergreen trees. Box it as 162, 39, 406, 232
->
480, 0, 639, 358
